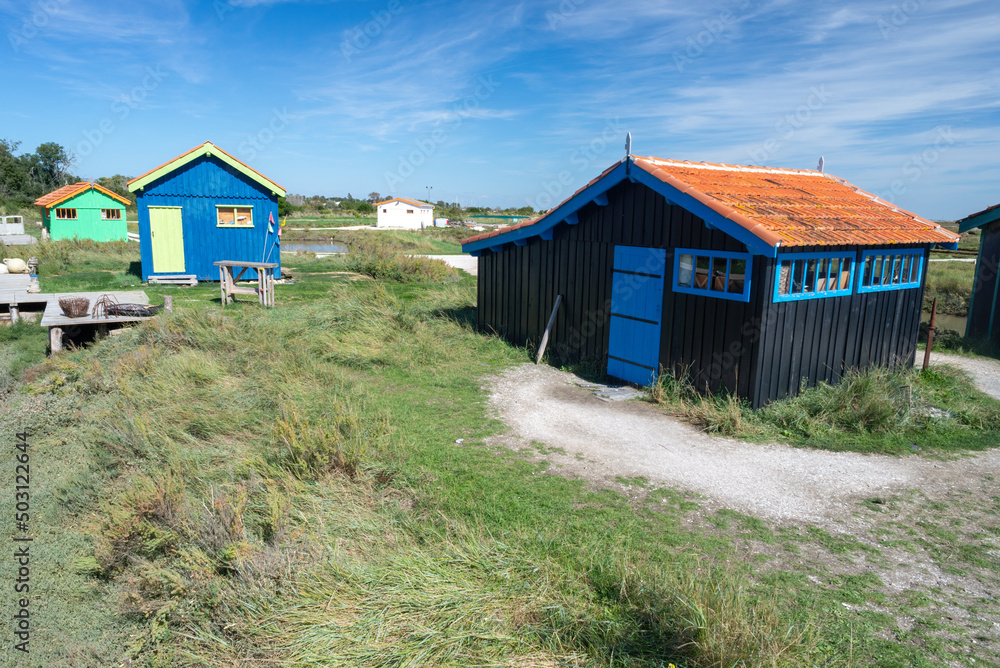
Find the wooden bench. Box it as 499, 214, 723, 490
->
214, 261, 277, 307
148, 274, 198, 286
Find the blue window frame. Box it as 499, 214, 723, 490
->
857, 248, 924, 293
673, 248, 752, 302
773, 252, 855, 302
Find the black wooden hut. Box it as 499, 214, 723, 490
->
462, 155, 960, 408
958, 204, 1000, 344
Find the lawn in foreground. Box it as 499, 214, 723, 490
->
1, 249, 998, 665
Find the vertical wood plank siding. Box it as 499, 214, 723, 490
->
968, 222, 1000, 342
137, 156, 281, 282
475, 180, 931, 408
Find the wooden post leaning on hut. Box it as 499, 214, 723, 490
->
922, 297, 938, 371
535, 295, 563, 365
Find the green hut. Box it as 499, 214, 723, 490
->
34, 182, 130, 242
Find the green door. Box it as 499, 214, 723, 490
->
149, 207, 185, 273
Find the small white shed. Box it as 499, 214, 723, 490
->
376, 198, 434, 229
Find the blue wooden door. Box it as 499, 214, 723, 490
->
607, 246, 666, 385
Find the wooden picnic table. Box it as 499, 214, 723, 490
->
214, 260, 278, 307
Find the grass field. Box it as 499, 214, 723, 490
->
2, 240, 1000, 665
924, 260, 976, 317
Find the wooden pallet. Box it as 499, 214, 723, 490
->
148, 275, 198, 287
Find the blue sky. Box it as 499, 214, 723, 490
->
2, 0, 997, 219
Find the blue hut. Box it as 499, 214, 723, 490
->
127, 141, 286, 282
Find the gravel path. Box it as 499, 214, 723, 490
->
487, 361, 1000, 524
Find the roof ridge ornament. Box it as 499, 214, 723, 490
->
625, 132, 631, 158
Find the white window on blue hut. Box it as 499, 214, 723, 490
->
216, 205, 254, 228
774, 251, 856, 302
857, 248, 924, 293
673, 248, 752, 302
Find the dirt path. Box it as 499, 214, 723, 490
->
487, 362, 1000, 525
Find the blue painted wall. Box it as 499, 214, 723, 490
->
135, 155, 281, 281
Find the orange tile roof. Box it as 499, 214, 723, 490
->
463, 156, 960, 250
34, 181, 131, 209
375, 197, 433, 208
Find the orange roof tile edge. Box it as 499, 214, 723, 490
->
635, 158, 786, 249
34, 181, 131, 208
375, 197, 433, 208
464, 156, 960, 249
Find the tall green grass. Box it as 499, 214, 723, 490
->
345, 237, 459, 282
4, 281, 816, 666
0, 237, 138, 275
650, 363, 1000, 453
923, 261, 975, 316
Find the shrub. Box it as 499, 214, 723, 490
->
274, 401, 391, 480
345, 238, 457, 282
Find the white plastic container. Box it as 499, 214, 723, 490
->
3, 258, 27, 273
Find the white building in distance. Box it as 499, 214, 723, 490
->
376, 198, 434, 229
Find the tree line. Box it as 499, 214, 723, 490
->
0, 138, 135, 212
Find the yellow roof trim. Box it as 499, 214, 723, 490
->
127, 141, 286, 196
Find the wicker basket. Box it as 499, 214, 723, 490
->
58, 297, 90, 318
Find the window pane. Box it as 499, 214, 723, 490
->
695, 256, 710, 289
814, 258, 828, 292
791, 260, 805, 294
218, 208, 235, 225
235, 207, 252, 225
804, 259, 818, 293
827, 258, 840, 291
778, 261, 791, 295
877, 256, 888, 285
710, 258, 726, 292
729, 259, 746, 294
678, 254, 694, 287
891, 256, 903, 284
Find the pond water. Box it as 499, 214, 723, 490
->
282, 242, 349, 253
922, 311, 967, 334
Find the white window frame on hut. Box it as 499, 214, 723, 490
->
216, 204, 254, 228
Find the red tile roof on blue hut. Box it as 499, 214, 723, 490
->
462, 156, 960, 257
